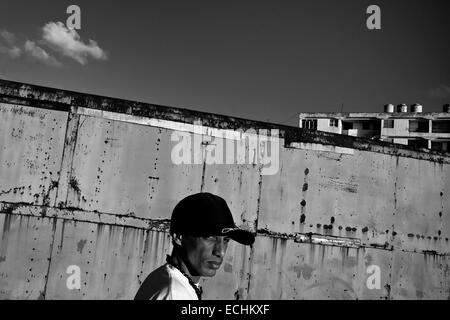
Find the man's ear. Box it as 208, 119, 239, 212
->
172, 233, 183, 246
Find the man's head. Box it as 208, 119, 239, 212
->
172, 234, 230, 277
169, 192, 255, 277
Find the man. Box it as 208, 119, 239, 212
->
134, 192, 255, 300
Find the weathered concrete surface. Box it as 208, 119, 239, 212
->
0, 78, 449, 300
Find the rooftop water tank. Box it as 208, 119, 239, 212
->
411, 103, 423, 113
397, 104, 408, 113
384, 104, 394, 113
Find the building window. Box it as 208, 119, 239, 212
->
431, 141, 443, 152
362, 121, 371, 130
409, 120, 429, 133
383, 120, 394, 128
432, 120, 450, 133
342, 121, 353, 130
302, 119, 317, 130
329, 119, 339, 127
408, 139, 428, 149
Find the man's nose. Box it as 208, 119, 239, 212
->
213, 238, 227, 258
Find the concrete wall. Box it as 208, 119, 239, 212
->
1, 79, 450, 300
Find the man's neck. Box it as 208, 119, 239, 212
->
170, 252, 201, 283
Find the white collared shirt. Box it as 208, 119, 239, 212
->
135, 263, 200, 300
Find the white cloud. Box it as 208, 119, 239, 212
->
0, 24, 107, 67
24, 40, 61, 67
1, 45, 21, 58
0, 29, 22, 58
42, 22, 107, 65
430, 85, 450, 99
1, 30, 16, 45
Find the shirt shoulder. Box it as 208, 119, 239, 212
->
134, 264, 198, 300
134, 264, 171, 300
167, 265, 199, 300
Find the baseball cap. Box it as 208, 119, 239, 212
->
170, 193, 255, 246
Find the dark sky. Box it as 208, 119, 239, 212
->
1, 0, 449, 126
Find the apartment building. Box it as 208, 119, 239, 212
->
299, 104, 450, 152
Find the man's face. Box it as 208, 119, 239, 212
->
181, 235, 231, 277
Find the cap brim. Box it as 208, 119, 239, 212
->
221, 228, 255, 246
